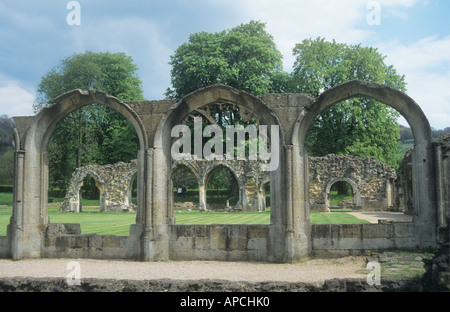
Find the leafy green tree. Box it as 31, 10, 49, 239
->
35, 51, 144, 196
165, 20, 284, 99
291, 38, 406, 169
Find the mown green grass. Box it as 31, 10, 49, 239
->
174, 210, 270, 225
0, 192, 369, 236
49, 211, 137, 236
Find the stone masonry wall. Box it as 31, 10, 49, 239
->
61, 154, 398, 214
61, 160, 138, 213
309, 154, 397, 212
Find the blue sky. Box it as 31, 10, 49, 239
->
0, 0, 449, 129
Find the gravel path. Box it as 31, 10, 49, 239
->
0, 257, 368, 284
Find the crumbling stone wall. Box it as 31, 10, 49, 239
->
62, 154, 399, 214
397, 149, 413, 215
308, 154, 397, 212
435, 134, 450, 225
61, 160, 137, 213
8, 82, 440, 262
173, 157, 270, 212
61, 158, 270, 213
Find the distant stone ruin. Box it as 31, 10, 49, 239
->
61, 153, 399, 214
61, 160, 137, 213
308, 154, 397, 212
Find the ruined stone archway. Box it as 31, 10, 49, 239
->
61, 167, 106, 213
5, 81, 444, 262
10, 89, 148, 259
204, 163, 242, 211
153, 84, 287, 262
325, 178, 360, 211
171, 161, 202, 212
308, 154, 397, 212
61, 160, 138, 213
293, 80, 437, 248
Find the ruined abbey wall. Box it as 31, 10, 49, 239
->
61, 154, 398, 214
3, 81, 445, 262
61, 160, 137, 213
308, 154, 397, 212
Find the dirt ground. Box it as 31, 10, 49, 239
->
0, 256, 369, 284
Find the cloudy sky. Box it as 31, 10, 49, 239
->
0, 0, 449, 129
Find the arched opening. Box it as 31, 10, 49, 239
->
78, 174, 103, 213
171, 163, 200, 212
294, 80, 436, 247
48, 103, 140, 236
0, 118, 14, 237
205, 165, 240, 211
9, 90, 149, 259
306, 94, 413, 224
327, 180, 355, 211
156, 85, 281, 229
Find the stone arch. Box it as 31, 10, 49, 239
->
10, 89, 148, 259
126, 171, 138, 211
61, 167, 106, 213
171, 161, 202, 211
172, 161, 202, 186
324, 177, 361, 211
204, 163, 242, 210
292, 80, 437, 248
153, 84, 286, 261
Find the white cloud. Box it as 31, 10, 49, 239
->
0, 77, 36, 117
380, 36, 450, 129
214, 0, 427, 71
224, 0, 448, 128
66, 16, 173, 99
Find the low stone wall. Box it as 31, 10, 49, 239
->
311, 223, 416, 257
0, 236, 9, 258
169, 225, 269, 262
0, 276, 423, 292
36, 222, 419, 261
42, 223, 141, 260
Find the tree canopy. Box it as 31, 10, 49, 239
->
35, 51, 144, 196
165, 20, 284, 99
290, 38, 406, 168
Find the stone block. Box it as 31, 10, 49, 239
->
394, 237, 416, 249
362, 224, 394, 239
337, 238, 362, 250
393, 223, 415, 238
88, 235, 103, 249
247, 225, 269, 239
311, 224, 332, 239
102, 236, 121, 248
46, 223, 81, 236
339, 224, 363, 238
247, 238, 267, 252
362, 238, 394, 249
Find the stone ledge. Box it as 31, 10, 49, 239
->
0, 276, 423, 292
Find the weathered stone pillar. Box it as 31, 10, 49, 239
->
411, 142, 437, 248
9, 148, 46, 259
198, 183, 207, 212
142, 147, 170, 261
287, 145, 311, 262
434, 135, 450, 230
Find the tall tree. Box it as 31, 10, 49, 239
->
291, 38, 406, 169
35, 51, 144, 196
165, 20, 284, 99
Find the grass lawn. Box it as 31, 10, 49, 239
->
0, 192, 369, 236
